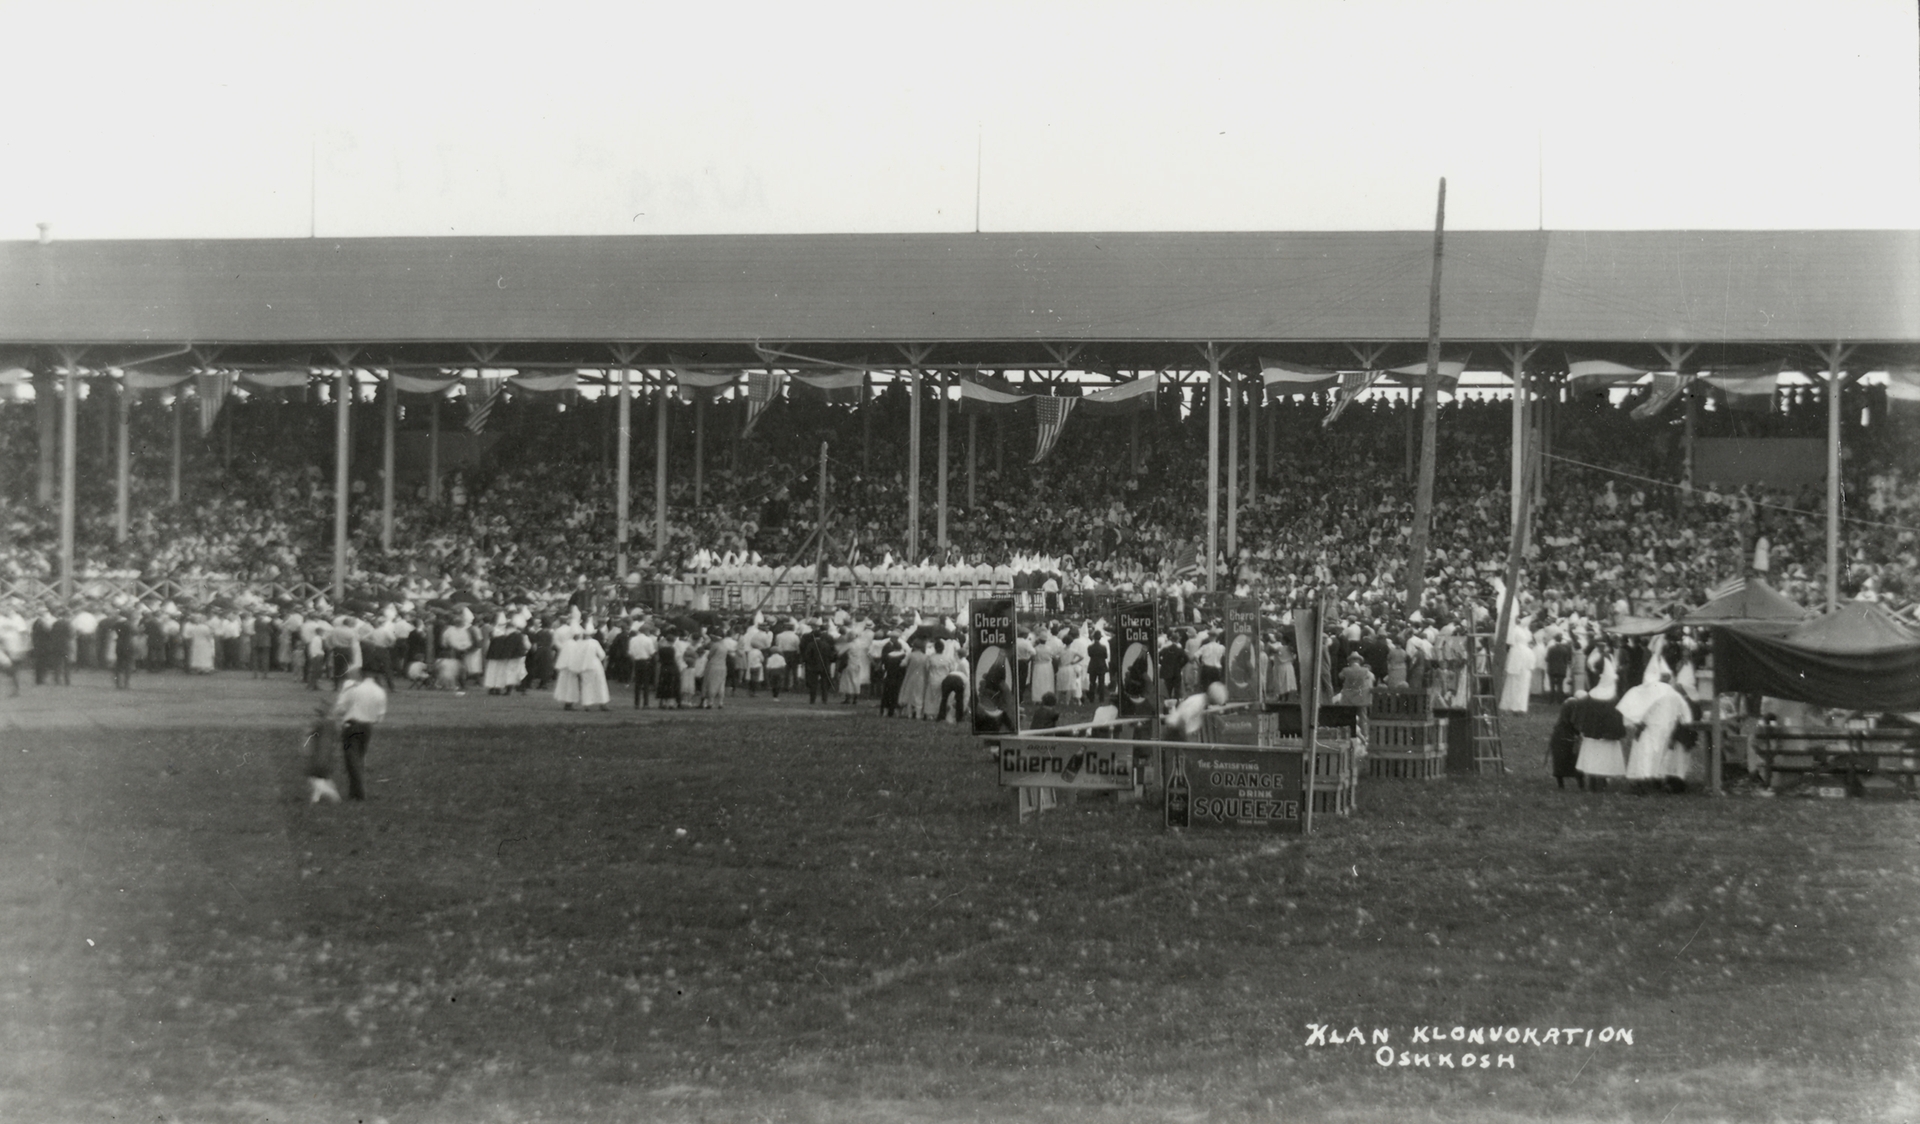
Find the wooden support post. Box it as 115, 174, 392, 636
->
1823, 344, 1851, 611
908, 368, 922, 560
169, 390, 183, 504
693, 392, 706, 508
1227, 368, 1239, 560
1510, 348, 1527, 537
967, 411, 978, 511
937, 370, 949, 555
815, 441, 829, 607
381, 375, 396, 551
655, 374, 670, 560
427, 392, 441, 503
114, 376, 130, 544
1129, 411, 1140, 474
332, 367, 351, 603
58, 363, 79, 601
1205, 346, 1222, 592
616, 367, 632, 579
1403, 178, 1447, 613
36, 371, 56, 505
1248, 374, 1259, 508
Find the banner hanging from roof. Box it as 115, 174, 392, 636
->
1260, 359, 1337, 397
391, 373, 458, 395
1887, 370, 1920, 416
1078, 372, 1159, 415
958, 373, 1029, 413
1566, 358, 1650, 386
0, 367, 29, 386
508, 372, 576, 394
1384, 359, 1467, 394
790, 369, 866, 404
671, 366, 737, 402
238, 371, 311, 390
197, 373, 234, 436
125, 370, 195, 391
1703, 363, 1780, 414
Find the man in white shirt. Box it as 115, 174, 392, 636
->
312, 666, 389, 803
627, 624, 658, 710
1196, 632, 1227, 688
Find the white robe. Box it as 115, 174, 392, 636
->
1498, 625, 1534, 713
1616, 680, 1691, 780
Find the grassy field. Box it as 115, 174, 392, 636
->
2, 686, 1918, 1123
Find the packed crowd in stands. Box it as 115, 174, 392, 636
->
3, 379, 1916, 628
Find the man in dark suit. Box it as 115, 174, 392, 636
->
31, 609, 53, 685
49, 608, 74, 686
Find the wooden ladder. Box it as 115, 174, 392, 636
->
1468, 694, 1507, 775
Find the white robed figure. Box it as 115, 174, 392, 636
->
1498, 621, 1534, 714
551, 623, 583, 706
1030, 628, 1058, 704
1616, 645, 1692, 782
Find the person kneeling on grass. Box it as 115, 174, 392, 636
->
309, 666, 389, 803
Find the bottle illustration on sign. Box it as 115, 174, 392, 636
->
1060, 750, 1085, 784
1165, 752, 1190, 828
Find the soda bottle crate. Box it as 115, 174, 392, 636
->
1369, 688, 1433, 721
1310, 783, 1357, 816
1370, 720, 1441, 750
1365, 750, 1446, 780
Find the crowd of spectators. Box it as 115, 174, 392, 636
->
2, 381, 1915, 626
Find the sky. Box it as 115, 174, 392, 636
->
0, 0, 1915, 241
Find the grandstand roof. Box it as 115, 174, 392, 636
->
2, 230, 1915, 370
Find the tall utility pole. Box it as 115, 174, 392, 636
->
1402, 177, 1447, 613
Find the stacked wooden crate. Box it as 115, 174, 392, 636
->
1366, 688, 1445, 780
1260, 716, 1359, 816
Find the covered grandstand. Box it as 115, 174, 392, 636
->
3, 228, 1917, 608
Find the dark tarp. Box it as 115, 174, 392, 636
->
1682, 577, 1810, 636
1714, 602, 1920, 712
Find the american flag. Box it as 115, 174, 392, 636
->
1705, 574, 1746, 602
1031, 395, 1077, 464
1631, 372, 1694, 421
744, 370, 786, 436
465, 379, 503, 434
1322, 369, 1384, 427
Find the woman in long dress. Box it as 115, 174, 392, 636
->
552, 624, 583, 708
482, 614, 528, 695
1499, 623, 1534, 714
680, 635, 703, 703
1029, 628, 1057, 704
571, 624, 611, 711
923, 638, 956, 719
900, 640, 930, 719
703, 632, 732, 709
1272, 638, 1297, 698
185, 615, 217, 674
1061, 630, 1090, 705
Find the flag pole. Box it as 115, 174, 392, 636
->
1403, 177, 1446, 613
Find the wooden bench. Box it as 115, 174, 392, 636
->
1751, 724, 1920, 798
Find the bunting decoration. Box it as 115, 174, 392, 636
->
1702, 362, 1781, 414
789, 369, 866, 404
957, 372, 1029, 413
1260, 359, 1338, 398
1565, 358, 1649, 387
1385, 359, 1468, 394
1887, 370, 1920, 417
1322, 369, 1384, 427
1031, 396, 1077, 463
743, 370, 786, 435
391, 373, 459, 395
196, 372, 234, 436
465, 378, 504, 434
1078, 372, 1159, 414
1630, 372, 1694, 421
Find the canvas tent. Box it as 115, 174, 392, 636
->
1682, 577, 1811, 636
1713, 601, 1920, 713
